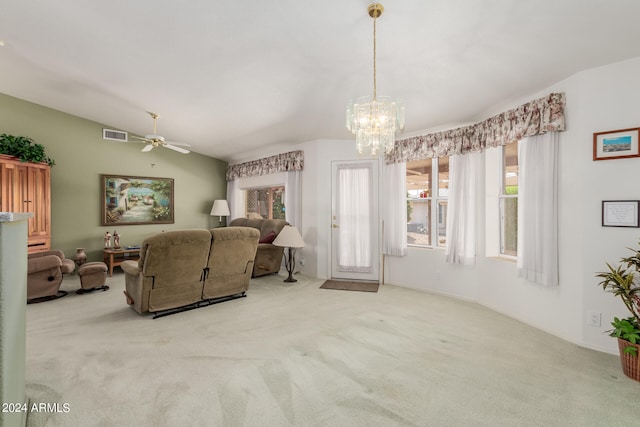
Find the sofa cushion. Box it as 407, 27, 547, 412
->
258, 219, 288, 240
139, 229, 212, 288
229, 218, 288, 241
207, 227, 260, 276
259, 231, 277, 244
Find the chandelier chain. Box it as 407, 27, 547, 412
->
373, 14, 377, 100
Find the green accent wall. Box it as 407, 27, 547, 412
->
0, 92, 227, 262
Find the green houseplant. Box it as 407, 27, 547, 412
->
0, 133, 55, 166
596, 243, 640, 381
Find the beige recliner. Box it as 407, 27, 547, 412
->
204, 227, 261, 299
27, 250, 75, 303
228, 218, 288, 277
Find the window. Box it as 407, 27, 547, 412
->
245, 186, 285, 219
500, 142, 518, 256
406, 157, 449, 247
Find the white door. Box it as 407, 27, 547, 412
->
331, 160, 379, 281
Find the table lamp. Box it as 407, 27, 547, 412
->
272, 225, 305, 282
210, 199, 230, 226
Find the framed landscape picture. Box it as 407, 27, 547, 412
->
101, 174, 174, 225
593, 128, 640, 161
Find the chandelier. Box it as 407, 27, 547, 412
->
346, 3, 405, 156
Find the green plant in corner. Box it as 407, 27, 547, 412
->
609, 317, 640, 355
0, 133, 55, 166
596, 242, 640, 358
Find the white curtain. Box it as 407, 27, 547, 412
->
226, 179, 240, 220
517, 132, 559, 286
445, 151, 479, 265
285, 170, 302, 228
338, 166, 372, 271
382, 161, 407, 256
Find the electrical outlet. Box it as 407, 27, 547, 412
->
299, 259, 305, 266
587, 311, 601, 327
436, 271, 441, 280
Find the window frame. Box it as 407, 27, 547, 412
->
406, 157, 448, 249
244, 185, 286, 220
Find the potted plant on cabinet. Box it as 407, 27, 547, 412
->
0, 133, 55, 166
596, 243, 640, 381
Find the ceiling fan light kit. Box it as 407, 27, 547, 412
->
346, 3, 405, 157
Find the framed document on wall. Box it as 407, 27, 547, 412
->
602, 200, 640, 227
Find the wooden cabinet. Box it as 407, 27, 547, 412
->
0, 155, 51, 253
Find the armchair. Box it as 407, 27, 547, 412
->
228, 218, 288, 277
27, 250, 75, 303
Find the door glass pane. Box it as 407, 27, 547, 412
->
337, 166, 372, 272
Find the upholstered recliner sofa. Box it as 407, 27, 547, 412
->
121, 227, 259, 316
228, 218, 288, 277
27, 250, 75, 302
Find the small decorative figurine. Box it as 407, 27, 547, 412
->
113, 230, 121, 248
104, 231, 112, 248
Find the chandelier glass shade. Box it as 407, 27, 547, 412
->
346, 3, 405, 156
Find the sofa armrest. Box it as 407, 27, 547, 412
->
121, 260, 151, 314
28, 255, 62, 274
121, 260, 141, 275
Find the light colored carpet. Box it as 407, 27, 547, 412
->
319, 280, 379, 293
24, 272, 640, 426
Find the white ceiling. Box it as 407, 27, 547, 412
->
2, 1, 640, 162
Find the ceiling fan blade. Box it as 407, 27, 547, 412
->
164, 144, 190, 154
130, 135, 150, 142
141, 144, 154, 152
164, 141, 191, 147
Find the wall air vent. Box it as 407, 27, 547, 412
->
102, 129, 128, 142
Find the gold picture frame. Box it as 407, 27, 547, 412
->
101, 174, 174, 226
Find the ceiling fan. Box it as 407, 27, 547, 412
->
130, 112, 191, 154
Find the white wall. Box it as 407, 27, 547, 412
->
230, 56, 640, 354
229, 138, 364, 280
389, 56, 640, 354
296, 139, 365, 279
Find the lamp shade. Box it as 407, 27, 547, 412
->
210, 199, 230, 217
272, 225, 304, 248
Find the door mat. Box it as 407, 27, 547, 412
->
319, 280, 379, 293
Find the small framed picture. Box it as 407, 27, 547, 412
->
602, 200, 640, 227
593, 128, 640, 161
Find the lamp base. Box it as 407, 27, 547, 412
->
283, 247, 297, 283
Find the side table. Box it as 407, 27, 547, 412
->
103, 248, 140, 277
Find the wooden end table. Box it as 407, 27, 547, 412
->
103, 248, 140, 277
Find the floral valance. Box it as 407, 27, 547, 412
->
385, 92, 566, 164
226, 150, 304, 181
